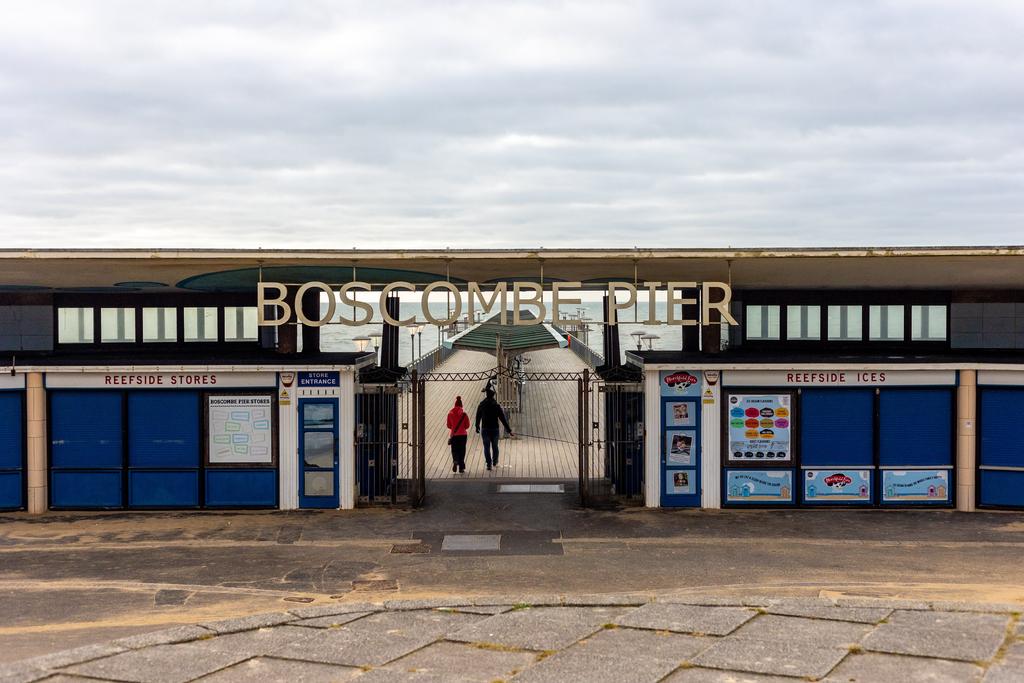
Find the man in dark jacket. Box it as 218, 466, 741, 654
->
475, 388, 513, 470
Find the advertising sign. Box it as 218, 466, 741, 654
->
727, 394, 792, 462
803, 469, 872, 504
208, 395, 274, 464
725, 469, 794, 503
882, 469, 951, 503
46, 372, 277, 389
665, 429, 696, 466
664, 401, 696, 427
660, 370, 702, 398
665, 469, 696, 495
722, 370, 955, 387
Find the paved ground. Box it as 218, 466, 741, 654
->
2, 482, 1024, 671
2, 595, 1022, 682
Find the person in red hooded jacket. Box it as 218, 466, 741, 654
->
446, 396, 470, 473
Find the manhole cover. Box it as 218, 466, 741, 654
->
391, 543, 430, 554
351, 579, 399, 592
441, 534, 501, 551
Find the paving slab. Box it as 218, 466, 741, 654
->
824, 653, 984, 683
199, 612, 296, 634
615, 603, 757, 636
293, 612, 374, 628
764, 598, 892, 624
288, 602, 382, 619
862, 610, 1011, 662
573, 626, 710, 662
513, 649, 681, 683
692, 636, 850, 679
982, 641, 1024, 683
62, 642, 251, 683
731, 614, 872, 646
112, 625, 213, 649
196, 656, 360, 682
436, 605, 512, 615
663, 669, 802, 682
448, 606, 627, 651
385, 641, 537, 681
199, 625, 315, 656
20, 643, 128, 671
270, 610, 483, 667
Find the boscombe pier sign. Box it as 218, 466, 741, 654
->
258, 280, 738, 328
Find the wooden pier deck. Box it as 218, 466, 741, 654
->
423, 348, 588, 480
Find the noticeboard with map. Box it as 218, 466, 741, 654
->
207, 395, 274, 464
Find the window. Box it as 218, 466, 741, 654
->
786, 305, 821, 340
827, 305, 862, 341
100, 308, 136, 343
869, 305, 904, 341
142, 307, 178, 342
57, 307, 94, 344
184, 307, 218, 342
224, 306, 258, 341
745, 305, 781, 340
912, 305, 947, 341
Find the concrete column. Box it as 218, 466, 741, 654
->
339, 372, 356, 510
25, 372, 47, 513
956, 370, 977, 512
643, 368, 660, 508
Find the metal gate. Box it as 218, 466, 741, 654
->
356, 367, 644, 508
355, 372, 425, 506
580, 370, 646, 507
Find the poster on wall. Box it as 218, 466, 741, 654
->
665, 469, 696, 495
803, 469, 872, 503
208, 395, 274, 464
665, 430, 696, 466
660, 370, 702, 397
725, 469, 794, 503
727, 394, 792, 462
882, 469, 950, 503
664, 401, 697, 427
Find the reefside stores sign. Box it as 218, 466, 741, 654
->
256, 280, 738, 328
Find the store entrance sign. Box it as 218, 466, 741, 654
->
298, 371, 340, 387
722, 370, 956, 387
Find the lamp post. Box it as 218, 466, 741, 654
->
415, 323, 424, 361
406, 323, 418, 364
630, 330, 645, 350
368, 331, 382, 363
641, 333, 659, 350
352, 335, 371, 353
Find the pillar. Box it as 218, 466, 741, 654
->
26, 372, 46, 513
956, 370, 977, 512
643, 368, 660, 507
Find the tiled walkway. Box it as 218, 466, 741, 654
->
4, 595, 1021, 682
423, 348, 587, 480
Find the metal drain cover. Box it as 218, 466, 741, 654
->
497, 484, 565, 494
441, 534, 501, 551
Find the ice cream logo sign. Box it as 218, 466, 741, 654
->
823, 473, 852, 489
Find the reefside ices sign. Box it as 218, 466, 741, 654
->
257, 280, 738, 328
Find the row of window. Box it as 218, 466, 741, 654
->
57, 306, 259, 345
746, 304, 947, 342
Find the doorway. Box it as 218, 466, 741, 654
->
298, 398, 339, 509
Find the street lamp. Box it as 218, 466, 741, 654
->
641, 333, 659, 350
630, 330, 645, 350
414, 323, 424, 361
406, 323, 418, 363
352, 335, 371, 353
368, 331, 382, 362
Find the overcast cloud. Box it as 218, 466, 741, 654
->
0, 1, 1022, 249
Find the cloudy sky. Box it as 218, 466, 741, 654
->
1, 1, 1022, 249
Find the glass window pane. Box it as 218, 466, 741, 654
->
57, 307, 94, 344
869, 305, 904, 341
142, 307, 178, 342
184, 307, 218, 342
303, 403, 335, 429
827, 305, 862, 341
303, 431, 335, 468
786, 305, 820, 340
225, 306, 258, 341
304, 471, 334, 496
746, 305, 780, 340
912, 305, 947, 341
100, 308, 135, 343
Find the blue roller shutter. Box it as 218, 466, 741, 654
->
50, 391, 124, 508
800, 389, 874, 466
979, 388, 1024, 508
878, 389, 953, 506
0, 393, 23, 509
127, 392, 200, 508
879, 389, 953, 467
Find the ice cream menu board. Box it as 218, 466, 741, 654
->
727, 394, 792, 462
208, 395, 273, 464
